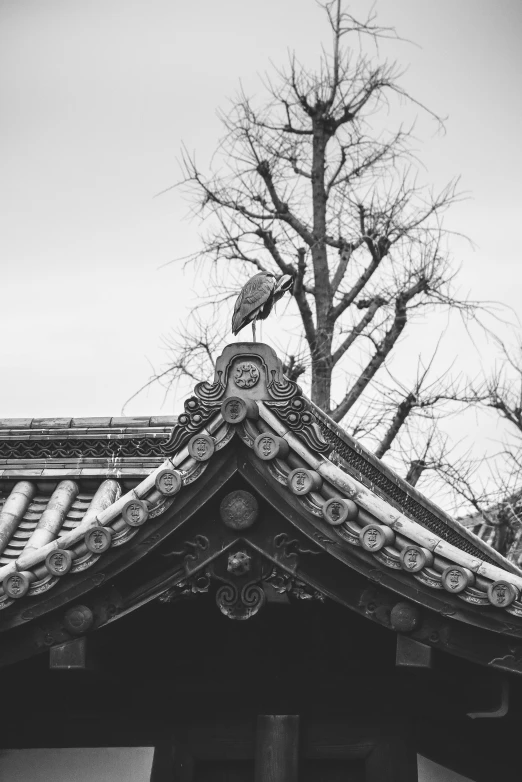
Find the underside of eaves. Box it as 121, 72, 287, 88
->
1, 342, 522, 674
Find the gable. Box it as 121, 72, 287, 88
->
0, 343, 521, 675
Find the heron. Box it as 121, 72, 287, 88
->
231, 271, 293, 342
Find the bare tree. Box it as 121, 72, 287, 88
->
149, 0, 486, 492
427, 337, 522, 561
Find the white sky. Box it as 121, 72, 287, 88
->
1, 0, 521, 419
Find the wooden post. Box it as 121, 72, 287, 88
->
254, 715, 299, 782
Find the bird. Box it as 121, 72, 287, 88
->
231, 271, 293, 342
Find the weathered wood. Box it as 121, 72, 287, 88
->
396, 635, 432, 668
49, 637, 88, 670
365, 729, 418, 782
254, 715, 299, 782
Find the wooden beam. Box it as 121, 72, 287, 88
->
254, 715, 299, 782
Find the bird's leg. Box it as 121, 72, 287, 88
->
259, 320, 263, 343
252, 321, 256, 343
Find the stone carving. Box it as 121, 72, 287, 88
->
322, 497, 358, 526
46, 549, 73, 576
263, 567, 325, 602
0, 436, 170, 461
161, 535, 209, 563
233, 361, 260, 389
84, 526, 112, 553
359, 524, 394, 552
273, 533, 321, 562
219, 490, 259, 530
488, 580, 518, 608
159, 571, 212, 603
441, 565, 474, 594
164, 396, 219, 455
155, 468, 182, 496
158, 542, 327, 619
122, 499, 149, 527
288, 468, 322, 496
400, 545, 433, 573
188, 434, 215, 462
253, 432, 288, 461
265, 395, 331, 454
227, 551, 252, 576
216, 582, 266, 620
3, 572, 31, 599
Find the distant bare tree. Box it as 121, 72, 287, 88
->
427, 337, 522, 561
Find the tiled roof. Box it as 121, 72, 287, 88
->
0, 343, 520, 625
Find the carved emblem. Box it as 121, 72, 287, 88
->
216, 582, 265, 620
441, 565, 473, 594
227, 551, 252, 577
322, 497, 358, 526
220, 490, 259, 530
155, 468, 182, 496
263, 567, 325, 602
359, 524, 394, 552
288, 468, 322, 496
123, 499, 149, 527
84, 526, 112, 553
233, 361, 260, 389
159, 571, 211, 603
161, 535, 209, 563
188, 433, 215, 462
3, 572, 30, 599
253, 432, 288, 461
46, 549, 73, 576
400, 545, 433, 573
488, 580, 518, 607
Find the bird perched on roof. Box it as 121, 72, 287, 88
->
232, 271, 293, 342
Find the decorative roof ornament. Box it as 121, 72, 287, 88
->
3, 342, 522, 672
231, 272, 293, 342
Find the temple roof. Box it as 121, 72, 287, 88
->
1, 343, 522, 672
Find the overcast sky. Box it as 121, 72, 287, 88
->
1, 0, 521, 419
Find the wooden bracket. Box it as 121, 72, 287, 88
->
49, 637, 89, 670
395, 635, 432, 668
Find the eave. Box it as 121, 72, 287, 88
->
0, 343, 521, 674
